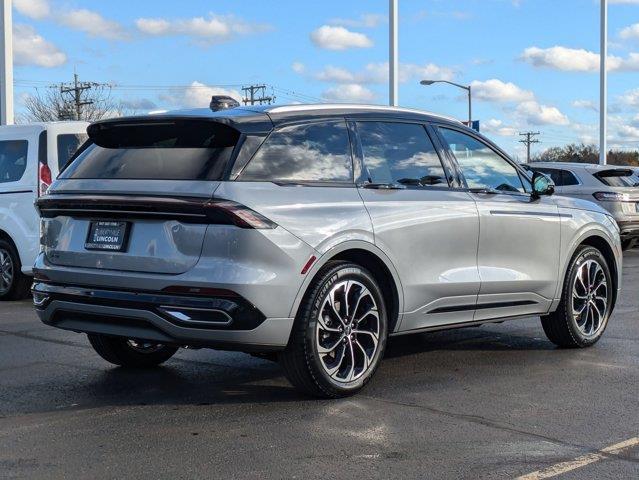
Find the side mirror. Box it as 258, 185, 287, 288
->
532, 171, 555, 198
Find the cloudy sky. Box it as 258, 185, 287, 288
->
11, 0, 639, 159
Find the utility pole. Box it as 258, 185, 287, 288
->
519, 131, 540, 163
389, 0, 398, 106
599, 0, 608, 165
0, 0, 13, 125
59, 73, 95, 120
241, 85, 275, 105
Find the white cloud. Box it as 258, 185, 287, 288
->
516, 100, 569, 126
521, 46, 601, 72
309, 62, 455, 84
520, 45, 639, 72
619, 88, 639, 106
310, 25, 373, 50
322, 83, 375, 103
471, 79, 534, 103
482, 119, 518, 136
136, 15, 271, 45
572, 99, 598, 111
13, 24, 66, 67
329, 14, 386, 28
620, 23, 639, 40
291, 62, 305, 74
315, 66, 357, 83
14, 0, 49, 19
59, 9, 129, 40
161, 81, 242, 108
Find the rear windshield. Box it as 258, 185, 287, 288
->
60, 120, 240, 180
57, 133, 88, 171
593, 169, 639, 187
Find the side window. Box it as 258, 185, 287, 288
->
531, 167, 563, 186
357, 121, 448, 187
439, 128, 524, 193
0, 140, 28, 183
560, 170, 579, 186
239, 121, 353, 182
57, 133, 89, 171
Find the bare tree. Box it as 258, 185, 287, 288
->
20, 83, 121, 123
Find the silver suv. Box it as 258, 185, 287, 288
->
34, 104, 622, 397
524, 162, 639, 250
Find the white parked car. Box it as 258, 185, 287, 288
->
0, 121, 88, 300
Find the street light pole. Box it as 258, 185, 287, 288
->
0, 0, 13, 125
599, 0, 607, 165
420, 80, 472, 127
389, 0, 398, 106
467, 84, 472, 129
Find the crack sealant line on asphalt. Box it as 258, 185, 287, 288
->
516, 437, 639, 479
363, 395, 639, 466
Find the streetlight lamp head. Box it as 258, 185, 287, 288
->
420, 80, 435, 86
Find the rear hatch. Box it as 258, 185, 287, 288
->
38, 118, 241, 275
592, 168, 639, 216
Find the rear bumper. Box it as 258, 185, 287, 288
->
33, 282, 294, 352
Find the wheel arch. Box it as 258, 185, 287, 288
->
559, 231, 620, 312
288, 241, 404, 333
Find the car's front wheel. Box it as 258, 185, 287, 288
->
88, 334, 179, 367
541, 245, 613, 348
280, 261, 388, 398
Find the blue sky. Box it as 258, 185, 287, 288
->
11, 0, 639, 159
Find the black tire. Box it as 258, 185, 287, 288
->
541, 245, 613, 348
88, 334, 178, 367
280, 261, 388, 398
0, 238, 31, 301
621, 238, 635, 251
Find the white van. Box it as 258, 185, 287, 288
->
0, 121, 88, 300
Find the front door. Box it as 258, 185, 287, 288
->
437, 126, 561, 321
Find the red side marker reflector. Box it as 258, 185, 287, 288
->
301, 255, 317, 275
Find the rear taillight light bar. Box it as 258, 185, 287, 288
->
35, 195, 277, 229
593, 192, 632, 202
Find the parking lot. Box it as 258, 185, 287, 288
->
0, 253, 637, 479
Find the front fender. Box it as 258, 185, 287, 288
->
554, 209, 622, 305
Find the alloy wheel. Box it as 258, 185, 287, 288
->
572, 259, 608, 337
0, 248, 14, 295
316, 280, 380, 383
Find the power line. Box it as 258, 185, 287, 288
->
241, 84, 275, 105
519, 131, 541, 163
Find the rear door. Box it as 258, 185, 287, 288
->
437, 126, 560, 320
40, 119, 240, 274
353, 120, 481, 332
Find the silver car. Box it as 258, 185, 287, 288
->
33, 104, 622, 398
525, 162, 639, 249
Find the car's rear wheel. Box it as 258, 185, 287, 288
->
88, 334, 179, 367
541, 245, 612, 348
0, 239, 31, 301
280, 261, 388, 398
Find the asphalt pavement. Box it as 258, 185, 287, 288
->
1, 253, 638, 479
